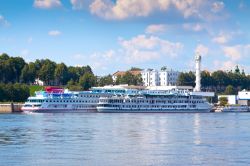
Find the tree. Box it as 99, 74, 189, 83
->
219, 97, 228, 106
177, 72, 195, 86
115, 72, 142, 86
98, 75, 113, 86
234, 65, 240, 74
12, 57, 26, 82
0, 53, 10, 61
79, 73, 96, 90
20, 62, 36, 84
211, 70, 229, 90
0, 83, 29, 102
0, 84, 4, 101
201, 71, 213, 88
54, 63, 68, 85
130, 67, 142, 71
38, 60, 56, 85
224, 85, 236, 95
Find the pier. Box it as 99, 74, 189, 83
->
0, 103, 23, 113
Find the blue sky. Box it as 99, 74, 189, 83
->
0, 0, 250, 75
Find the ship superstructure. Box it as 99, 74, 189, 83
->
96, 89, 212, 113
21, 85, 140, 113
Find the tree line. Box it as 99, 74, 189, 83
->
0, 53, 96, 90
177, 66, 250, 94
0, 83, 30, 102
0, 54, 143, 96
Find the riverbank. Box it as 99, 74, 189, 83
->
0, 103, 23, 113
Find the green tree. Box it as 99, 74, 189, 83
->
38, 60, 56, 85
177, 72, 195, 86
224, 85, 236, 95
130, 67, 142, 71
12, 57, 26, 82
20, 62, 36, 84
211, 70, 229, 90
98, 75, 114, 86
234, 65, 240, 74
115, 72, 142, 86
219, 97, 228, 106
0, 53, 10, 61
0, 84, 4, 101
79, 73, 96, 90
54, 63, 68, 85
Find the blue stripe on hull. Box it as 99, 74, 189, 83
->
24, 109, 97, 113
97, 109, 211, 113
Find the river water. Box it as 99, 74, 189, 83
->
1, 112, 250, 166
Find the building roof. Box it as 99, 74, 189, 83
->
113, 70, 141, 76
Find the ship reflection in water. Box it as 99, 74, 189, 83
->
1, 113, 250, 165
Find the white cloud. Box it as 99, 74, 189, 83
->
195, 44, 209, 56
34, 0, 62, 9
81, 35, 183, 74
89, 0, 209, 20
223, 44, 250, 61
119, 34, 183, 63
172, 0, 205, 18
145, 24, 167, 34
211, 1, 224, 13
0, 15, 10, 27
183, 23, 204, 32
88, 49, 119, 71
212, 32, 231, 44
48, 30, 61, 36
70, 0, 87, 10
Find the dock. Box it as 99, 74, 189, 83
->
0, 103, 23, 113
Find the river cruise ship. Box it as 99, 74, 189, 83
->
21, 85, 140, 113
97, 89, 212, 113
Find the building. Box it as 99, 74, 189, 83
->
141, 67, 180, 86
238, 90, 250, 106
217, 90, 250, 106
218, 95, 237, 105
112, 70, 141, 82
34, 78, 44, 86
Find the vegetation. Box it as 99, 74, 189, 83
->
177, 66, 250, 94
97, 75, 113, 87
115, 72, 143, 86
0, 53, 95, 87
0, 83, 30, 102
219, 97, 228, 106
29, 85, 44, 96
1, 53, 249, 102
0, 53, 98, 101
130, 67, 142, 71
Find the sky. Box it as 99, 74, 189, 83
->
0, 0, 250, 76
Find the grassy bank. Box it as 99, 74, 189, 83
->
29, 85, 44, 96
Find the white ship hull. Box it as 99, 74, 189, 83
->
23, 108, 96, 113
97, 107, 211, 113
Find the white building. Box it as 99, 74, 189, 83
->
238, 90, 250, 106
141, 68, 180, 86
34, 78, 44, 86
218, 95, 237, 105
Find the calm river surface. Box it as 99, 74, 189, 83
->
1, 113, 250, 166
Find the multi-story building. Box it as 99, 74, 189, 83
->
141, 67, 180, 86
